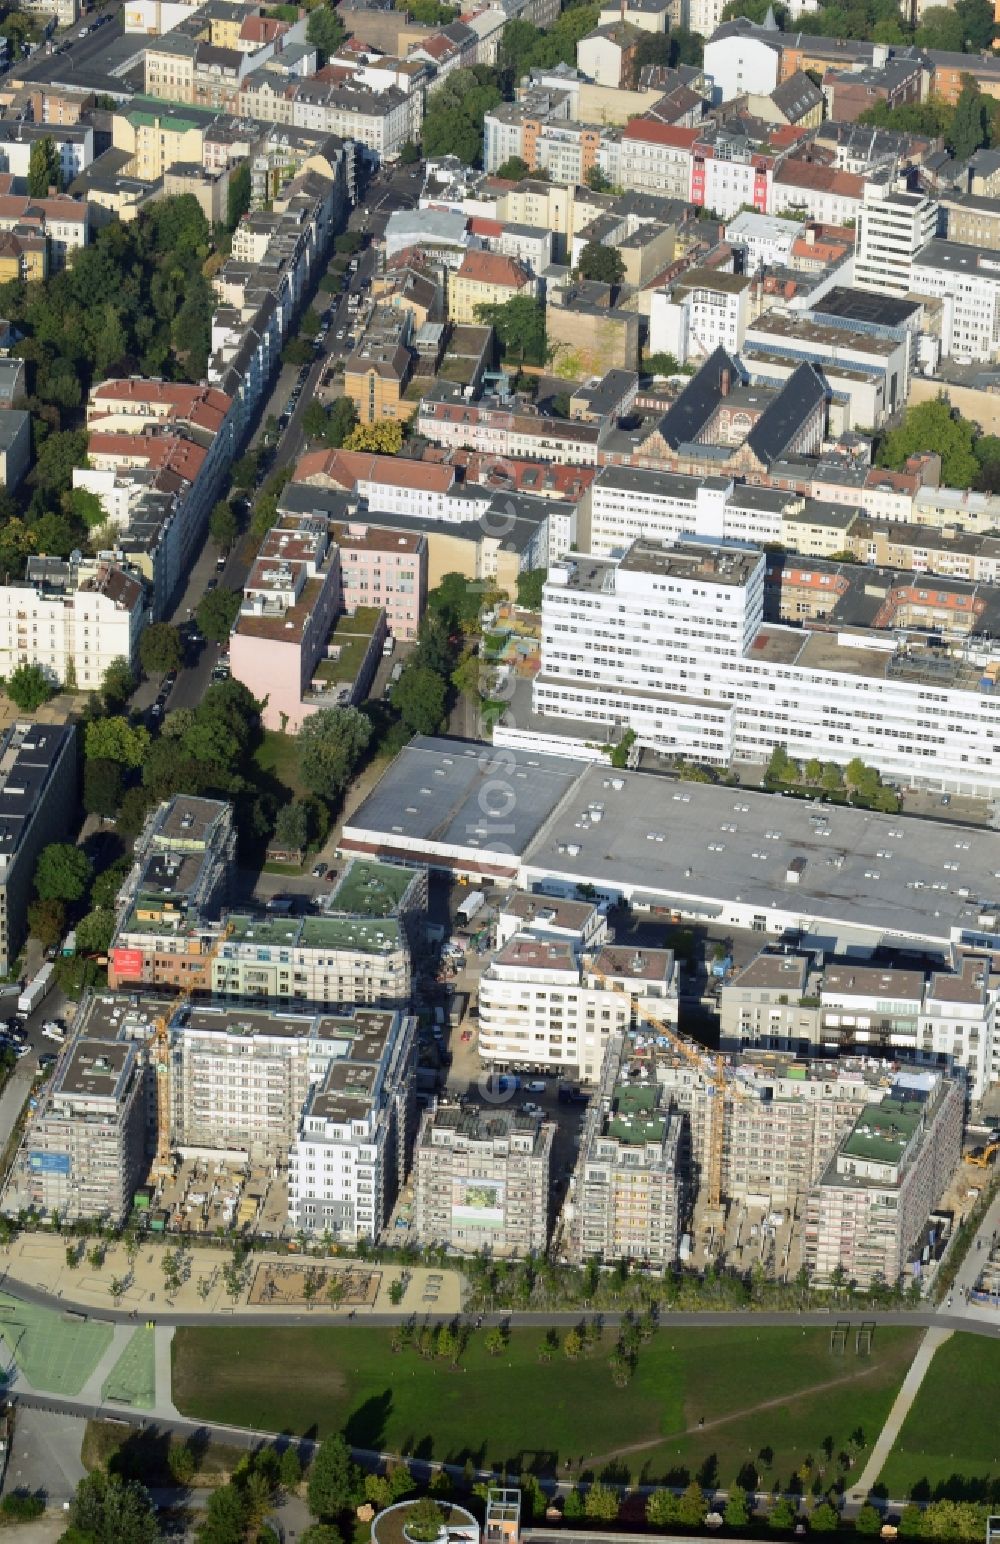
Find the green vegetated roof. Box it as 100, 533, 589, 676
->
334, 860, 415, 917
842, 1097, 921, 1165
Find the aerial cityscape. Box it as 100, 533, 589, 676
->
0, 0, 994, 1534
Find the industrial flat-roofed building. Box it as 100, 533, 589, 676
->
339, 735, 586, 881
411, 1101, 554, 1256
0, 721, 76, 975
571, 1030, 687, 1266
4, 1036, 147, 1224
804, 1069, 963, 1287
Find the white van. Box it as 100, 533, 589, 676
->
42, 1022, 66, 1043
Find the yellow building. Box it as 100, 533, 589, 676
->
449, 249, 534, 325
113, 104, 207, 181
0, 228, 46, 282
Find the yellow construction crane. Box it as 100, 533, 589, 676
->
150, 1012, 174, 1179
965, 1141, 1000, 1169
587, 960, 754, 1214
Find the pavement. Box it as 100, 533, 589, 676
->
849, 1326, 952, 1501
3, 1402, 85, 1504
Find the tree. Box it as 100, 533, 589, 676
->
34, 843, 92, 904
28, 135, 62, 198
5, 661, 55, 711
302, 400, 330, 442
646, 1490, 679, 1527
76, 906, 116, 956
196, 587, 241, 644
308, 1433, 358, 1521
68, 1471, 159, 1544
28, 897, 65, 951
483, 1326, 505, 1355
140, 623, 184, 678
879, 397, 980, 489
474, 294, 546, 366
102, 656, 135, 710
676, 1483, 708, 1527
343, 422, 404, 455
84, 717, 150, 768
585, 164, 613, 192
280, 1446, 302, 1491
577, 241, 625, 286
496, 155, 530, 180
301, 1528, 344, 1544
326, 397, 358, 448
227, 161, 252, 231
298, 707, 371, 803
644, 351, 682, 376
168, 1441, 197, 1486
197, 1481, 248, 1544
724, 1486, 750, 1529
302, 5, 344, 60
583, 1483, 620, 1522
274, 800, 310, 852
335, 230, 364, 256
916, 5, 967, 49
948, 76, 990, 158
428, 571, 492, 631
392, 664, 447, 736
769, 1497, 798, 1531
83, 759, 124, 818
956, 0, 996, 48
399, 140, 421, 164
32, 429, 88, 496
516, 568, 546, 610
856, 1505, 884, 1535
209, 501, 238, 553
810, 1503, 840, 1532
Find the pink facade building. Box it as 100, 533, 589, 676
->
229, 518, 341, 733
331, 521, 426, 642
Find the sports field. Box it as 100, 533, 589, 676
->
877, 1333, 1000, 1500
0, 1292, 112, 1395
173, 1324, 921, 1485
102, 1328, 156, 1410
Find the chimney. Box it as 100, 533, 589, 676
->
720, 366, 731, 397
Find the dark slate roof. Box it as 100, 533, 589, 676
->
746, 361, 826, 466
656, 347, 742, 451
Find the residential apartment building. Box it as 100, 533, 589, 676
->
3, 1036, 146, 1225
343, 306, 415, 425
449, 250, 535, 325
721, 951, 998, 1104
649, 269, 753, 364
330, 521, 426, 642
805, 1070, 963, 1287
0, 411, 30, 492
582, 465, 797, 557
0, 192, 89, 268
909, 239, 1000, 363
0, 557, 145, 690
229, 516, 342, 734
411, 1102, 554, 1256
854, 181, 939, 298
0, 121, 92, 186
571, 1030, 687, 1266
0, 722, 76, 975
286, 1006, 417, 1241
532, 537, 1000, 795
109, 795, 236, 991
478, 937, 677, 1084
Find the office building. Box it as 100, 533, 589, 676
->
571, 1030, 687, 1266
411, 1102, 554, 1256
805, 1070, 963, 1286
910, 239, 1000, 363
0, 722, 76, 975
853, 180, 938, 297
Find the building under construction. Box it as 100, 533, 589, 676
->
567, 1029, 964, 1275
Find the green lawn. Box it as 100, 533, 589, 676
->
877, 1333, 1000, 1500
172, 1325, 920, 1485
253, 729, 305, 799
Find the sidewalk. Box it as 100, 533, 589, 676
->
0, 1232, 464, 1321
849, 1327, 951, 1501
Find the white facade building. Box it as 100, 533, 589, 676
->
725, 210, 801, 271
0, 557, 145, 690
649, 269, 753, 364
702, 27, 781, 104
532, 539, 1000, 795
478, 937, 677, 1084
583, 466, 795, 558
854, 181, 938, 298
910, 239, 1000, 364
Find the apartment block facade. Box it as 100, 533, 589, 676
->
0, 557, 145, 690
0, 722, 76, 975
411, 1102, 554, 1256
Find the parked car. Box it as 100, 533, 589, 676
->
461, 1030, 472, 1043
312, 861, 328, 879
526, 1079, 547, 1092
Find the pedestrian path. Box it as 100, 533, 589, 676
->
849, 1327, 951, 1501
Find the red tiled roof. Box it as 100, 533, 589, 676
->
469, 216, 504, 238
294, 449, 456, 493
239, 14, 285, 43
774, 159, 863, 197
622, 119, 699, 148
455, 249, 530, 288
